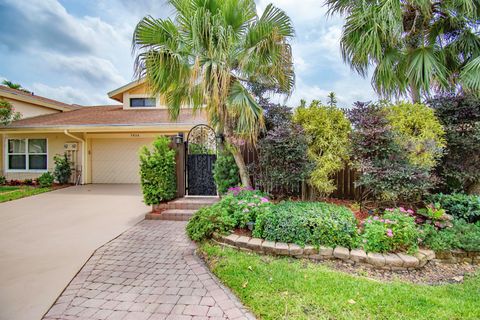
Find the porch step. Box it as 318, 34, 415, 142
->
152, 196, 219, 212
146, 209, 197, 221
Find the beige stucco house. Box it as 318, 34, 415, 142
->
0, 80, 208, 196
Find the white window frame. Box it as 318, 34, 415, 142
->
5, 138, 48, 172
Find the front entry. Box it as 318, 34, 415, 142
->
186, 125, 217, 195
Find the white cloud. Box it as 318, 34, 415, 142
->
32, 83, 111, 105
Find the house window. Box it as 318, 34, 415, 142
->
130, 98, 156, 108
7, 139, 47, 171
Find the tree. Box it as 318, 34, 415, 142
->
294, 100, 351, 195
0, 99, 21, 125
326, 0, 480, 102
327, 92, 337, 107
2, 80, 31, 93
132, 0, 295, 187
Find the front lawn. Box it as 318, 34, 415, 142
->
0, 186, 52, 203
199, 243, 480, 320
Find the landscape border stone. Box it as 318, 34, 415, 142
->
215, 234, 439, 270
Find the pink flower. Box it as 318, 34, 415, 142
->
260, 197, 269, 203
248, 203, 256, 207
385, 208, 394, 212
386, 229, 393, 237
399, 207, 407, 212
363, 239, 367, 243
407, 209, 414, 214
373, 216, 379, 220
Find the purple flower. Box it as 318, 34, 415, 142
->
373, 216, 379, 220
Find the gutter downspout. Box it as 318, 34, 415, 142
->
64, 130, 85, 185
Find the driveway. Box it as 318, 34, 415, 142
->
0, 184, 149, 320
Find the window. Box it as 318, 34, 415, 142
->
7, 139, 47, 171
130, 98, 156, 108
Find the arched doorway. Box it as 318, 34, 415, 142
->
185, 124, 217, 195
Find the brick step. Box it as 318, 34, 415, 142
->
152, 197, 219, 212
146, 209, 197, 221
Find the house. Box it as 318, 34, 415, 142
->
0, 80, 213, 197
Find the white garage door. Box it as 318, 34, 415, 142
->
91, 138, 154, 183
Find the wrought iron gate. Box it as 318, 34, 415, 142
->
186, 125, 217, 195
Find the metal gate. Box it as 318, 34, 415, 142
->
185, 125, 217, 195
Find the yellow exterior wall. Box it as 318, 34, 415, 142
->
1, 133, 81, 181
2, 97, 60, 119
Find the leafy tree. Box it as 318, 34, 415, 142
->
428, 94, 480, 193
139, 136, 177, 205
348, 102, 436, 204
326, 0, 480, 101
386, 102, 445, 168
0, 99, 21, 125
294, 100, 351, 195
132, 0, 295, 188
327, 92, 337, 107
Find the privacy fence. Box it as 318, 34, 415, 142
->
241, 145, 361, 200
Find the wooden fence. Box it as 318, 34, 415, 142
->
241, 145, 361, 200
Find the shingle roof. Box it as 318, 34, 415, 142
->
4, 105, 208, 128
0, 85, 78, 111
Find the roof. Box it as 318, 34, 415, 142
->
0, 85, 78, 111
108, 79, 146, 102
3, 105, 208, 129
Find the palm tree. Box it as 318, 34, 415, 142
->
2, 80, 31, 93
327, 92, 337, 107
2, 80, 22, 90
325, 0, 480, 102
133, 0, 295, 187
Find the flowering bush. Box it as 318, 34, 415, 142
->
360, 208, 419, 253
220, 187, 272, 228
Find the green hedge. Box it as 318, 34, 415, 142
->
139, 136, 177, 205
254, 201, 358, 248
420, 220, 480, 252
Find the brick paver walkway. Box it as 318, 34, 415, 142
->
43, 221, 254, 320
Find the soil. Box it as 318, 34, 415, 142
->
233, 228, 252, 237
319, 259, 479, 285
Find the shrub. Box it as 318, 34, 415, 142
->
53, 154, 72, 184
221, 187, 272, 228
360, 209, 419, 253
349, 101, 435, 203
38, 172, 54, 187
254, 201, 358, 248
213, 150, 240, 194
428, 94, 480, 193
186, 204, 237, 241
0, 176, 6, 185
426, 193, 480, 223
420, 220, 480, 252
253, 124, 313, 198
139, 136, 177, 205
0, 99, 21, 125
387, 102, 445, 168
294, 100, 351, 195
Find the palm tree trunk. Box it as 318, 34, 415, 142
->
410, 84, 420, 103
230, 145, 252, 188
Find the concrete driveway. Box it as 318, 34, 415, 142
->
0, 184, 149, 320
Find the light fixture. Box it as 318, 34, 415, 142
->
215, 133, 224, 146
174, 133, 183, 145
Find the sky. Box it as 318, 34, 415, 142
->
0, 0, 376, 108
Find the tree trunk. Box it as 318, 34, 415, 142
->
230, 143, 252, 188
410, 84, 421, 103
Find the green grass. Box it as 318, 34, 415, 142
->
199, 243, 480, 320
0, 186, 52, 203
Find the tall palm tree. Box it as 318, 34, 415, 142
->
133, 0, 295, 187
326, 0, 480, 102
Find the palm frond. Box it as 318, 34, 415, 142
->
461, 55, 480, 94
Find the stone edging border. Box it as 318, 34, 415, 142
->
213, 234, 436, 270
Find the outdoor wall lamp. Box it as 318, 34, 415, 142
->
174, 133, 184, 145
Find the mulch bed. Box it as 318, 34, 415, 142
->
320, 259, 479, 285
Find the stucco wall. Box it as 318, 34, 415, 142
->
2, 97, 60, 119
1, 133, 80, 181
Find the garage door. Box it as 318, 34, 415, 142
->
91, 138, 154, 183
